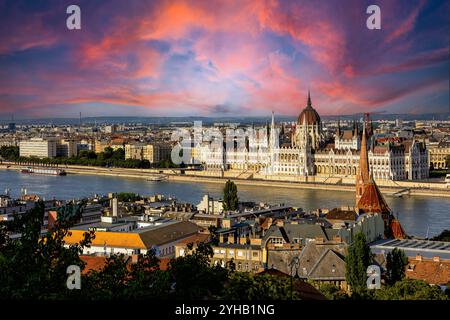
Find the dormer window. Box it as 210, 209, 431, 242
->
270, 237, 284, 245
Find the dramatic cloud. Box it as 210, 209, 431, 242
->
0, 0, 448, 118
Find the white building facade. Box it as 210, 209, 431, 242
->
196, 92, 428, 181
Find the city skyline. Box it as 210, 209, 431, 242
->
0, 0, 449, 119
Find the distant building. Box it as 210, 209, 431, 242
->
196, 194, 223, 215
19, 138, 57, 158
176, 234, 265, 273
104, 125, 118, 134
198, 91, 428, 181
428, 141, 450, 170
94, 139, 124, 153
7, 123, 16, 133
334, 121, 360, 151
64, 220, 202, 258
56, 139, 78, 158
125, 142, 171, 163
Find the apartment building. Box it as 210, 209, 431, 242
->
125, 143, 171, 163
19, 138, 57, 158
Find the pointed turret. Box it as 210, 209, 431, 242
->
355, 123, 370, 206
269, 111, 278, 150
307, 89, 312, 107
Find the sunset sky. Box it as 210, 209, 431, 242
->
0, 0, 448, 119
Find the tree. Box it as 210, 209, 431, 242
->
0, 201, 94, 299
373, 279, 448, 300
432, 229, 450, 242
345, 232, 372, 295
115, 192, 141, 202
446, 155, 450, 170
319, 283, 349, 300
223, 180, 239, 211
0, 146, 19, 161
168, 242, 228, 299
223, 273, 296, 300
385, 248, 408, 285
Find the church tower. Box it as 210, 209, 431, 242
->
355, 123, 370, 206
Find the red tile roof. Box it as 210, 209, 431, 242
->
390, 218, 406, 239
357, 178, 391, 215
80, 255, 107, 274
405, 257, 450, 285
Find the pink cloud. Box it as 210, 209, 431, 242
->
385, 0, 426, 44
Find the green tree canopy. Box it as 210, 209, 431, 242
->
168, 242, 228, 299
318, 283, 349, 300
345, 232, 372, 295
373, 279, 448, 300
0, 201, 94, 299
223, 272, 296, 300
432, 229, 450, 242
223, 180, 239, 211
385, 248, 408, 286
115, 192, 141, 202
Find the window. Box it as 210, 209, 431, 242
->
252, 252, 259, 258
270, 237, 283, 244
237, 251, 243, 257
179, 249, 185, 257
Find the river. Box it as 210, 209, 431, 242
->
1, 169, 449, 238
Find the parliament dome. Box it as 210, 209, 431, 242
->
298, 91, 321, 125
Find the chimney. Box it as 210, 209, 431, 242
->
415, 255, 422, 262
432, 256, 440, 262
315, 237, 324, 244
112, 198, 118, 217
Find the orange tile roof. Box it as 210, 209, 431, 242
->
65, 222, 201, 249
65, 230, 146, 249
405, 258, 450, 285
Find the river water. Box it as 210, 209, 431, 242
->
1, 169, 449, 238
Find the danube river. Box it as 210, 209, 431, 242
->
1, 169, 449, 238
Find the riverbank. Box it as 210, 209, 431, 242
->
2, 163, 450, 198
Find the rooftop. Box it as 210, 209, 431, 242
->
370, 239, 450, 260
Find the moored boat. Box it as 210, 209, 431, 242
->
20, 167, 66, 176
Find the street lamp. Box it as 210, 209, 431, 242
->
289, 256, 300, 300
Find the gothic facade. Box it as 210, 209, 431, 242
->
197, 92, 428, 181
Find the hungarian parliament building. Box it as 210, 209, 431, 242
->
194, 92, 429, 182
